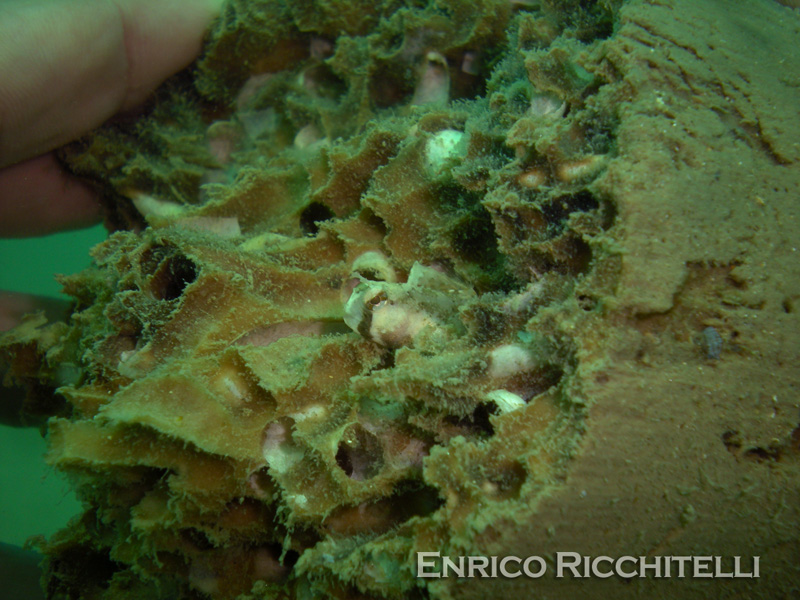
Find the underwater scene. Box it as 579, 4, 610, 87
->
1, 0, 799, 598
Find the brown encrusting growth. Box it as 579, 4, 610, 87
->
2, 0, 799, 598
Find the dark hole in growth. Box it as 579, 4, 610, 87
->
369, 62, 415, 108
158, 254, 198, 301
562, 2, 617, 42
371, 349, 396, 372
562, 236, 594, 276
16, 381, 69, 424
360, 208, 388, 236
391, 480, 444, 520
283, 549, 300, 569
299, 202, 335, 235
302, 64, 347, 100
434, 182, 483, 212
744, 447, 781, 462
502, 364, 564, 402
541, 190, 599, 231
182, 527, 215, 550
444, 403, 495, 439
142, 245, 198, 301
721, 430, 741, 454
451, 208, 499, 264
492, 140, 517, 164
576, 294, 597, 311
450, 50, 492, 101
451, 208, 519, 293
335, 424, 384, 480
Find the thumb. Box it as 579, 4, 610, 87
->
0, 0, 224, 168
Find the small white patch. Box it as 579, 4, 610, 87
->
262, 422, 303, 474
489, 344, 535, 379
529, 92, 566, 119
343, 283, 383, 332
485, 389, 526, 413
262, 445, 303, 475
369, 303, 435, 348
291, 404, 327, 423
221, 375, 245, 401
425, 129, 466, 178
130, 193, 185, 220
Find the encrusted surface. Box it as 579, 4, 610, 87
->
2, 0, 799, 598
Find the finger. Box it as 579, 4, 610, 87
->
0, 153, 101, 237
0, 0, 224, 168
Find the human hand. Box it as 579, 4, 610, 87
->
0, 0, 224, 237
0, 0, 225, 427
0, 0, 224, 327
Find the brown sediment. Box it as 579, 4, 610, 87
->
1, 0, 799, 599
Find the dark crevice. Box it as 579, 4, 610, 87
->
321, 480, 442, 538
182, 528, 215, 551
450, 206, 519, 293
302, 64, 347, 101
561, 236, 593, 276
576, 294, 597, 311
722, 430, 741, 454
450, 59, 488, 101
369, 61, 415, 108
361, 208, 388, 236
140, 245, 198, 301
14, 381, 70, 425
300, 202, 336, 235
744, 446, 782, 463
444, 403, 495, 439
541, 190, 600, 231
600, 195, 618, 230
508, 365, 564, 400
155, 255, 198, 301
282, 549, 300, 570
434, 182, 483, 212
106, 194, 149, 233
373, 349, 396, 371
391, 480, 444, 520
335, 424, 384, 480
451, 208, 499, 263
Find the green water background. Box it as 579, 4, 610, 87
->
0, 224, 106, 547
